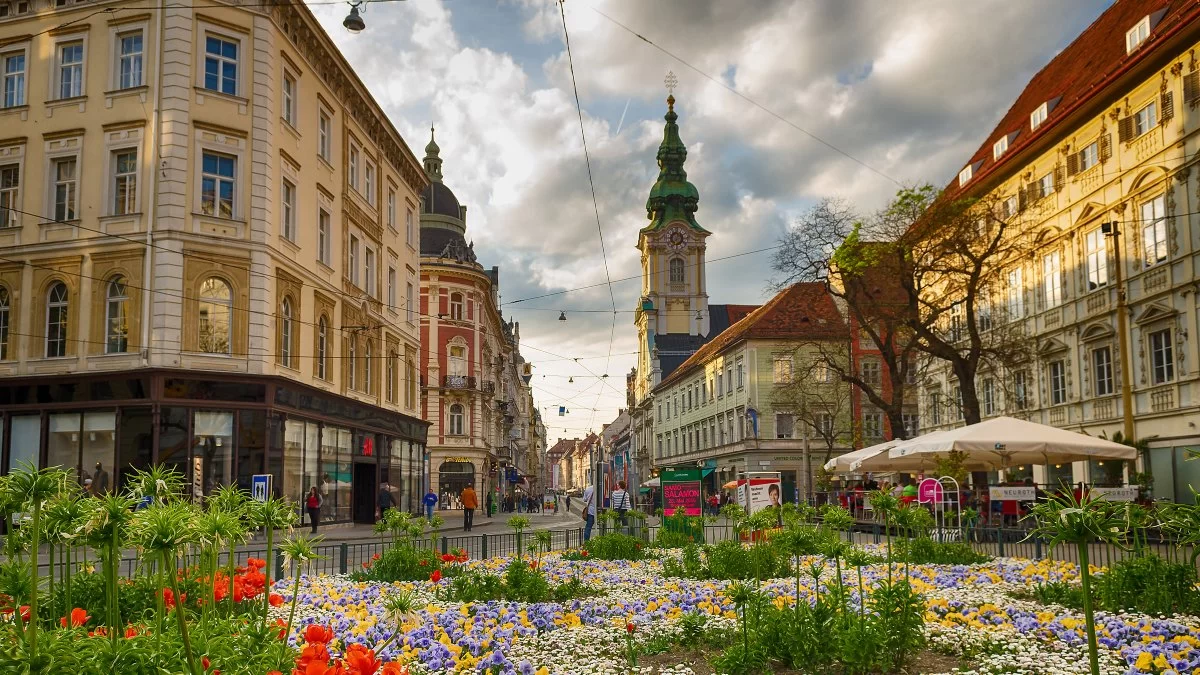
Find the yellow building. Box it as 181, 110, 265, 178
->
927, 0, 1200, 499
0, 0, 429, 522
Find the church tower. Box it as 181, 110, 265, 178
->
633, 88, 711, 403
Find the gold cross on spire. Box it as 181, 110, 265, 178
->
664, 71, 678, 96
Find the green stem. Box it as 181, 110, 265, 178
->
28, 501, 41, 661
155, 556, 165, 643
65, 544, 72, 615
166, 551, 200, 675
226, 541, 236, 617
264, 526, 275, 623
108, 535, 121, 644
855, 564, 865, 625
285, 560, 303, 642
1077, 542, 1100, 675
47, 542, 55, 616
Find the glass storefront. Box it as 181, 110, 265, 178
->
46, 411, 116, 493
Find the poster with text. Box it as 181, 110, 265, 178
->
662, 480, 702, 517
738, 475, 782, 514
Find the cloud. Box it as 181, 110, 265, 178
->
305, 0, 1114, 437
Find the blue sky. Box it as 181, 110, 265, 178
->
307, 0, 1114, 439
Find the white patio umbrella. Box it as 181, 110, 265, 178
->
852, 416, 1137, 473
641, 476, 661, 488
823, 439, 898, 474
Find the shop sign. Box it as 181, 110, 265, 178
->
361, 437, 374, 457
445, 456, 473, 463
990, 486, 1035, 501
1091, 487, 1137, 502
918, 478, 943, 504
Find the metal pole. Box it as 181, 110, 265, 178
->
1105, 222, 1135, 441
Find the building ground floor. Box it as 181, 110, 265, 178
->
428, 447, 532, 513
0, 370, 429, 524
651, 439, 831, 506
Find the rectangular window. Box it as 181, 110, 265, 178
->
817, 412, 834, 439
282, 71, 296, 126
405, 282, 414, 324
1049, 360, 1066, 405
364, 247, 376, 297
929, 392, 942, 426
982, 377, 995, 416
775, 413, 794, 439
1134, 100, 1157, 136
1001, 195, 1018, 219
862, 359, 881, 385
200, 151, 235, 218
958, 165, 972, 186
318, 109, 331, 161
1014, 370, 1029, 410
203, 35, 238, 95
1150, 329, 1174, 384
736, 358, 744, 388
813, 360, 832, 383
716, 372, 723, 397
1093, 347, 1113, 396
57, 41, 83, 99
992, 136, 1008, 161
863, 412, 882, 440
0, 164, 17, 227
280, 178, 295, 241
349, 235, 359, 287
773, 355, 792, 384
953, 386, 964, 420
725, 364, 733, 393
112, 149, 137, 215
348, 145, 359, 190
1140, 195, 1167, 267
387, 266, 396, 310
387, 187, 396, 230
1079, 141, 1099, 172
52, 157, 78, 221
364, 160, 375, 205
117, 31, 143, 89
317, 208, 331, 265
902, 413, 919, 438
406, 208, 414, 247
1038, 171, 1055, 198
1127, 16, 1150, 52
1084, 229, 1108, 290
1006, 267, 1023, 319
3, 51, 25, 108
1043, 251, 1062, 307
1030, 102, 1048, 130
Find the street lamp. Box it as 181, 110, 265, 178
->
342, 1, 366, 33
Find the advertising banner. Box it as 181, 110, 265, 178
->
660, 467, 703, 517
736, 473, 782, 515
990, 486, 1036, 501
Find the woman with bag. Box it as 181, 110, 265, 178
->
306, 486, 323, 533
610, 481, 632, 530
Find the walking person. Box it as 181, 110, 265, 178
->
581, 483, 597, 542
90, 462, 110, 496
460, 484, 478, 531
423, 488, 438, 522
611, 481, 632, 532
377, 482, 394, 521
305, 486, 322, 533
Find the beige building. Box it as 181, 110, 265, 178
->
0, 0, 429, 522
925, 0, 1200, 500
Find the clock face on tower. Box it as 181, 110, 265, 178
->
666, 229, 688, 251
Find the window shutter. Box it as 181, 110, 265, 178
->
1017, 187, 1028, 212
1118, 115, 1134, 143
1099, 133, 1112, 162
1185, 72, 1200, 107
1053, 165, 1065, 192
1160, 91, 1174, 123
1066, 152, 1080, 176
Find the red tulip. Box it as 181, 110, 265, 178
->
429, 570, 442, 583
626, 622, 636, 633
343, 643, 382, 675
269, 593, 284, 607
295, 642, 331, 671
59, 607, 89, 628
303, 624, 335, 645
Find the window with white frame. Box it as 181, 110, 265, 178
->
982, 377, 995, 416
318, 108, 331, 161
736, 358, 744, 388
203, 35, 238, 95
992, 136, 1008, 161
1084, 229, 1108, 290
2, 50, 25, 108
406, 208, 414, 247
668, 258, 684, 284
364, 160, 375, 205
317, 316, 328, 380
348, 235, 359, 287
317, 208, 331, 265
1093, 346, 1113, 396
1043, 251, 1062, 307
45, 281, 68, 357
448, 403, 464, 435
1127, 16, 1151, 53
387, 266, 396, 310
449, 292, 464, 321
198, 277, 232, 355
1001, 195, 1018, 219
816, 412, 835, 439
725, 363, 732, 393
200, 151, 235, 218
405, 356, 416, 409
105, 276, 128, 353
1006, 267, 1023, 319
1134, 100, 1157, 137
279, 297, 293, 366
1079, 141, 1099, 172
1038, 171, 1055, 198
347, 339, 356, 390
280, 178, 295, 242
387, 187, 396, 230
773, 355, 792, 384
364, 341, 372, 393
775, 413, 794, 439
56, 41, 83, 99
52, 157, 78, 221
862, 359, 881, 385
281, 70, 296, 126
348, 145, 360, 190
0, 163, 19, 227
405, 282, 414, 324
813, 360, 832, 383
929, 392, 942, 425
1013, 370, 1029, 409
958, 165, 972, 186
1149, 328, 1174, 384
364, 247, 376, 297
386, 351, 396, 403
864, 411, 883, 439
448, 345, 466, 377
1048, 360, 1066, 405
953, 385, 964, 420
1140, 195, 1167, 267
1030, 102, 1048, 130
0, 286, 9, 360
902, 413, 919, 438
111, 149, 137, 215
116, 31, 143, 89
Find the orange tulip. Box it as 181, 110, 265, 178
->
59, 607, 89, 628
343, 643, 381, 675
303, 624, 335, 645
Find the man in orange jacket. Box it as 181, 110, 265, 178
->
460, 485, 479, 531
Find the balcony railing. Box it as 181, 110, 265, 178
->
1150, 386, 1175, 413
482, 380, 496, 395
443, 375, 477, 389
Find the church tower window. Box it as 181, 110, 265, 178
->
669, 258, 685, 285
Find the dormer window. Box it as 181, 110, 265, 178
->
1030, 102, 1048, 131
992, 136, 1008, 161
958, 165, 972, 186
1127, 16, 1151, 53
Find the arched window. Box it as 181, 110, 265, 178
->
449, 292, 464, 321
46, 281, 68, 357
317, 316, 328, 380
364, 340, 373, 393
348, 338, 357, 390
669, 258, 685, 284
105, 276, 128, 354
387, 350, 397, 402
0, 286, 9, 360
280, 297, 293, 366
198, 277, 232, 354
448, 344, 467, 377
448, 403, 464, 435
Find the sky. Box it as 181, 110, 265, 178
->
305, 0, 1113, 442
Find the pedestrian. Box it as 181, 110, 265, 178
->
460, 484, 478, 531
305, 486, 322, 533
423, 488, 438, 521
581, 483, 597, 541
611, 481, 632, 531
377, 482, 394, 520
566, 493, 572, 512
91, 462, 110, 496
486, 491, 495, 517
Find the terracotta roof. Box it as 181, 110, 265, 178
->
655, 283, 846, 391
945, 0, 1196, 199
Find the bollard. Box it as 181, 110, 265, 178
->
1034, 537, 1043, 560
275, 550, 285, 581
996, 528, 1005, 557
339, 543, 348, 574
481, 533, 488, 560
441, 536, 449, 555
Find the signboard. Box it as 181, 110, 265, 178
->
251, 474, 272, 502
505, 467, 519, 483
918, 478, 943, 504
660, 467, 702, 517
361, 437, 374, 457
990, 486, 1036, 501
192, 457, 204, 499
543, 494, 556, 511
736, 473, 782, 515
1091, 486, 1138, 502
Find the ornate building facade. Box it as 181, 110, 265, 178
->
0, 0, 428, 521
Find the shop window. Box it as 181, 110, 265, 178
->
7, 414, 39, 471
192, 410, 233, 499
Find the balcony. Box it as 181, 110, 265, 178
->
1091, 397, 1115, 421
442, 375, 477, 390
1150, 386, 1175, 413
482, 380, 496, 395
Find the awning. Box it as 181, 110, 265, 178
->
702, 466, 715, 478
641, 476, 661, 487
